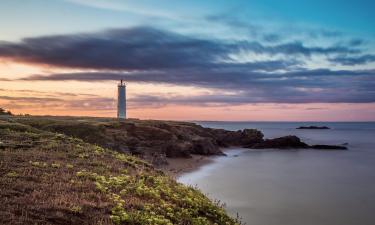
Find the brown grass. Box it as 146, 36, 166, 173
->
0, 124, 114, 224
0, 118, 239, 225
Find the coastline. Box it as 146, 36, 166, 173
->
172, 123, 375, 225
162, 154, 216, 178
0, 117, 239, 224
163, 148, 246, 178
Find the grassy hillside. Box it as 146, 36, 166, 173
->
0, 117, 240, 225
7, 116, 263, 167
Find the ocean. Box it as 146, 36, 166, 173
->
178, 122, 375, 225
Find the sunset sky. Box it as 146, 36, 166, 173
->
1, 0, 374, 121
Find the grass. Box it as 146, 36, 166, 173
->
0, 118, 240, 224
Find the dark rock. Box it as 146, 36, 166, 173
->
249, 135, 309, 149
241, 129, 264, 146
248, 136, 348, 150
310, 145, 347, 150
117, 145, 130, 153
296, 126, 330, 129
129, 146, 147, 155
191, 139, 223, 155
164, 142, 192, 158
211, 128, 263, 147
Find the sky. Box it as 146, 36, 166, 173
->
0, 0, 375, 121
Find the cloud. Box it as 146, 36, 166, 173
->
128, 86, 375, 107
305, 107, 327, 110
0, 26, 374, 105
205, 12, 347, 42
22, 68, 375, 82
0, 95, 61, 102
262, 34, 281, 42
242, 41, 359, 56
0, 26, 361, 72
0, 95, 115, 111
0, 27, 237, 71
21, 67, 375, 104
330, 54, 375, 65
348, 38, 365, 47
64, 0, 176, 19
205, 14, 260, 37
307, 29, 343, 38
0, 88, 100, 97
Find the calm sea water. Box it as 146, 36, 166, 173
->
178, 122, 375, 225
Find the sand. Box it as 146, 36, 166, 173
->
161, 154, 215, 178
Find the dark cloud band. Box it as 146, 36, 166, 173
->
0, 26, 363, 71
0, 26, 374, 105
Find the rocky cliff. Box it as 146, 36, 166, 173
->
0, 117, 240, 225
5, 116, 262, 164
4, 116, 346, 167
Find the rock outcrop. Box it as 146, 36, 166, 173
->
247, 135, 347, 150
310, 145, 347, 150
211, 128, 264, 147
249, 135, 309, 149
297, 126, 330, 129
8, 116, 348, 167
9, 117, 233, 163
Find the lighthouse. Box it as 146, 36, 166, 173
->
117, 80, 126, 119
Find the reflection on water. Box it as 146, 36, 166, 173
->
179, 122, 375, 225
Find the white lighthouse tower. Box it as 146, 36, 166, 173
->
117, 80, 126, 119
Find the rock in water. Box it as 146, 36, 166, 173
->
211, 128, 264, 147
249, 135, 309, 149
296, 126, 330, 129
191, 139, 224, 155
248, 136, 348, 150
310, 145, 347, 150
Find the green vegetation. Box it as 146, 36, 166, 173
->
5, 115, 236, 162
5, 171, 18, 178
0, 117, 240, 224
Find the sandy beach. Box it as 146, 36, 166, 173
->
162, 154, 216, 177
